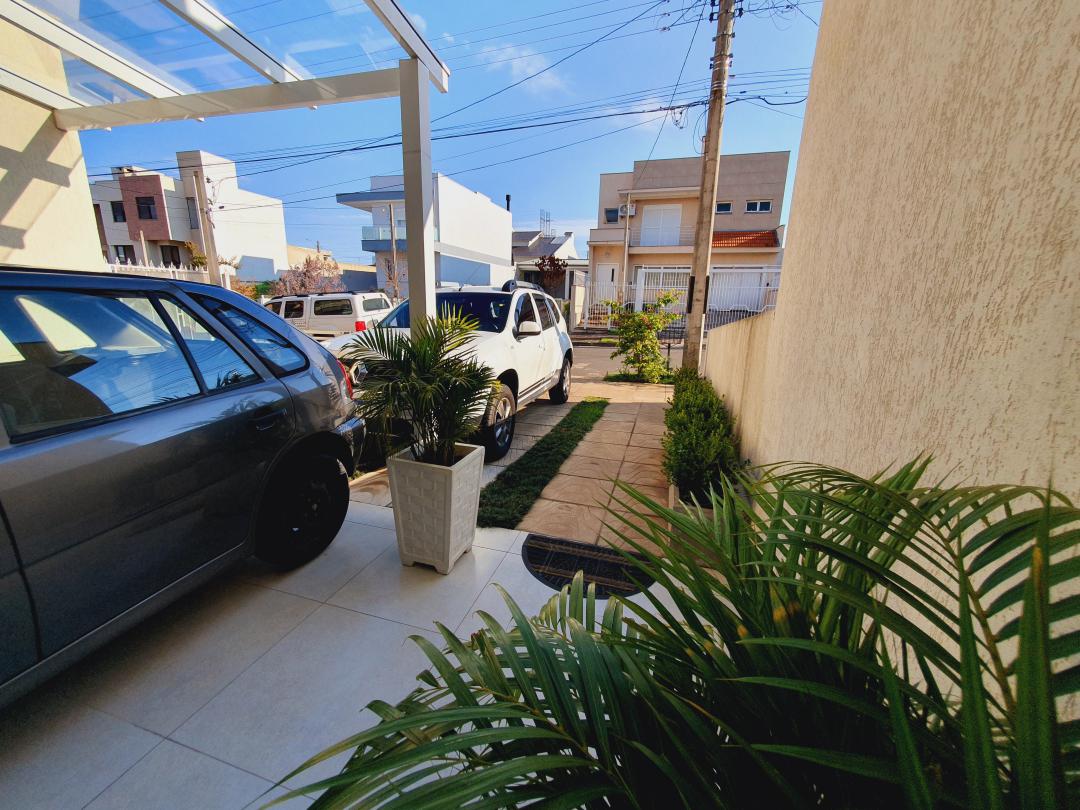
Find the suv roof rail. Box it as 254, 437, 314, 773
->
501, 280, 543, 293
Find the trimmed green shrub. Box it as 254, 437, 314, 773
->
662, 368, 739, 502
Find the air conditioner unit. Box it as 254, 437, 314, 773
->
618, 203, 636, 217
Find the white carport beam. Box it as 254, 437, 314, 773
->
157, 0, 303, 83
0, 0, 183, 98
398, 57, 436, 331
364, 0, 449, 93
0, 65, 82, 109
53, 67, 399, 130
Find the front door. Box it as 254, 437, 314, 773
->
640, 204, 682, 246
0, 286, 294, 656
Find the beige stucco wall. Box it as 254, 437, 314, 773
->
704, 0, 1079, 500
0, 21, 103, 271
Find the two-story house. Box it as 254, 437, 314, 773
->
89, 150, 290, 280
587, 152, 788, 325
337, 174, 514, 297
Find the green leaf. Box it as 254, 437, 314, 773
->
878, 633, 933, 810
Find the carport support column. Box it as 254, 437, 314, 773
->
398, 57, 436, 334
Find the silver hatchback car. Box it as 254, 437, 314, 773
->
0, 269, 364, 707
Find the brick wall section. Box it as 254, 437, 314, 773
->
119, 174, 171, 242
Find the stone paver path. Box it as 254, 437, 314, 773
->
516, 380, 671, 553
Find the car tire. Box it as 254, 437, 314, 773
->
549, 357, 572, 404
480, 383, 516, 462
254, 452, 349, 569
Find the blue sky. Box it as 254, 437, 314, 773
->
77, 0, 820, 263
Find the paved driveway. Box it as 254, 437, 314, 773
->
0, 351, 674, 809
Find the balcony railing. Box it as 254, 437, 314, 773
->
362, 225, 440, 242
628, 225, 696, 247
107, 262, 210, 283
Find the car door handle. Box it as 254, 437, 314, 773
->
249, 407, 287, 432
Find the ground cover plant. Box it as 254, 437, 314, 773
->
280, 459, 1078, 809
475, 398, 607, 528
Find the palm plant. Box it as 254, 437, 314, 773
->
278, 460, 1078, 808
342, 315, 495, 467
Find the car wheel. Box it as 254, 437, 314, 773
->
480, 383, 516, 462
255, 453, 349, 569
549, 357, 571, 404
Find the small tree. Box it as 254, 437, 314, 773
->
183, 241, 207, 268
272, 255, 345, 296
533, 254, 568, 297
383, 256, 406, 301
605, 289, 681, 383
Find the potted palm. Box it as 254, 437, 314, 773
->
344, 315, 496, 574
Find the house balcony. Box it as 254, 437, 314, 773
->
361, 224, 439, 252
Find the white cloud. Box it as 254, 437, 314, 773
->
478, 43, 565, 95
441, 32, 455, 44
408, 12, 427, 33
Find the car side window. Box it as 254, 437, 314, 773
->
532, 293, 555, 330
283, 300, 305, 319
313, 298, 352, 316
0, 289, 200, 439
158, 298, 258, 391
515, 294, 537, 327
545, 297, 562, 325
195, 295, 308, 376
264, 301, 280, 314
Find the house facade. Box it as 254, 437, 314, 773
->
586, 152, 787, 325
512, 230, 586, 299
337, 174, 514, 297
89, 150, 289, 281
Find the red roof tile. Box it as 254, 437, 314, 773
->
712, 229, 779, 248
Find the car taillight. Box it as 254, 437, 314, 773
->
336, 359, 353, 398
354, 320, 367, 332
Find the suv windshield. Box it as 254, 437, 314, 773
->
379, 292, 512, 332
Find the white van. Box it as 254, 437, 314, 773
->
264, 292, 393, 339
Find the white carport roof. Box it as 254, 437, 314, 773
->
0, 0, 447, 327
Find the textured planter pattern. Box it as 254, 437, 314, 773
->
387, 443, 484, 574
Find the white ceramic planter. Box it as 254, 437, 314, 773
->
387, 443, 484, 574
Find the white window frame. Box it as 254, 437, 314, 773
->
715, 201, 733, 215
746, 200, 772, 214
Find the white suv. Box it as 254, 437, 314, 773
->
322, 281, 573, 461
265, 292, 393, 339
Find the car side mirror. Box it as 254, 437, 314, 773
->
516, 321, 541, 338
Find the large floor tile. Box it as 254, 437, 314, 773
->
514, 420, 552, 437
559, 455, 622, 481
629, 432, 664, 450
570, 440, 626, 462
86, 740, 271, 810
345, 501, 396, 530
584, 428, 632, 446
616, 460, 668, 488
539, 474, 614, 507
172, 605, 438, 785
473, 526, 526, 552
237, 523, 396, 602
327, 544, 505, 631
517, 411, 562, 426
60, 579, 318, 736
0, 692, 160, 809
623, 445, 664, 465
632, 421, 666, 436
517, 499, 605, 544
455, 551, 560, 637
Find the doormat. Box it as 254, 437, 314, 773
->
521, 534, 653, 598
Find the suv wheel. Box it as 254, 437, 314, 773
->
480, 383, 516, 461
255, 453, 349, 569
549, 357, 571, 404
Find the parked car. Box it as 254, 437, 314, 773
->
0, 268, 364, 707
264, 292, 393, 339
323, 281, 573, 461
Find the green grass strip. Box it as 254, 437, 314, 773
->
477, 397, 609, 529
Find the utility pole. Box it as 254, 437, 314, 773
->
192, 169, 223, 287
683, 0, 736, 371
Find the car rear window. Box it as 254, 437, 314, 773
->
283, 300, 304, 319
532, 293, 555, 330
362, 297, 387, 312
0, 290, 201, 438
313, 298, 352, 316
196, 296, 307, 376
